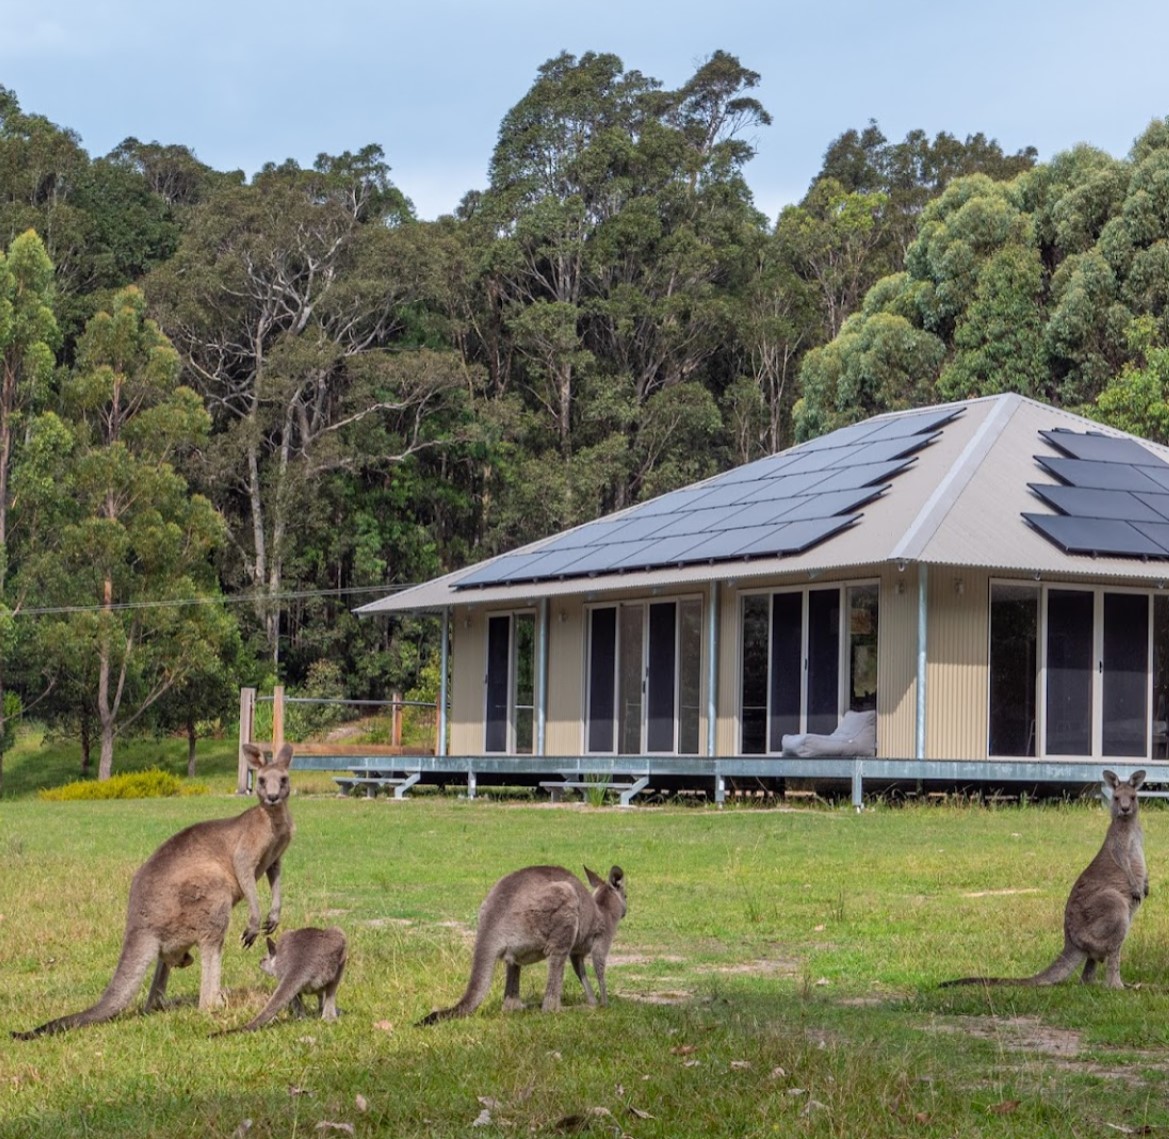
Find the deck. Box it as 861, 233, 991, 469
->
246, 748, 1166, 808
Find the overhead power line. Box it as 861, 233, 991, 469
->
13, 583, 413, 618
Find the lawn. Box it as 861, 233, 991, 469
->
2, 739, 1169, 1137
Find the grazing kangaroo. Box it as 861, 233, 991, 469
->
941, 769, 1147, 990
213, 926, 347, 1035
418, 865, 626, 1025
13, 743, 295, 1039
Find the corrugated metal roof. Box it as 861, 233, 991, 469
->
357, 394, 1169, 616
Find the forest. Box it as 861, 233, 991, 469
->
1, 48, 1167, 780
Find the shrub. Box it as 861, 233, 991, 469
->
39, 768, 208, 801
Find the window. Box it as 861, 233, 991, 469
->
586, 598, 702, 755
741, 583, 878, 754
484, 612, 535, 754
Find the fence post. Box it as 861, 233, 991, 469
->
237, 688, 256, 794
273, 685, 285, 750
391, 690, 402, 749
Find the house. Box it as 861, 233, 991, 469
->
357, 393, 1169, 799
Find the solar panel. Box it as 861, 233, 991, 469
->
1027, 428, 1169, 561
1134, 492, 1169, 521
863, 407, 962, 442
1034, 456, 1163, 492
732, 516, 859, 557
1138, 466, 1169, 494
1024, 513, 1167, 557
814, 460, 913, 494
1132, 521, 1169, 555
452, 404, 964, 588
736, 470, 835, 502
1028, 484, 1166, 523
781, 486, 888, 521
1040, 429, 1163, 465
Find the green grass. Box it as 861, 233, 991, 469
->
3, 756, 1169, 1136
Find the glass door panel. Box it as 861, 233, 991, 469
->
513, 613, 535, 754
485, 615, 510, 753
618, 604, 645, 754
1046, 589, 1093, 756
1102, 592, 1148, 757
677, 599, 703, 755
807, 588, 841, 735
587, 607, 617, 752
646, 602, 677, 752
768, 592, 802, 751
988, 584, 1038, 757
741, 596, 769, 754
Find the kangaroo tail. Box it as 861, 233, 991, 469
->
416, 936, 498, 1027
939, 943, 1085, 989
13, 930, 159, 1039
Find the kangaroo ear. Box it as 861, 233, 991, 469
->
1102, 769, 1119, 789
608, 866, 625, 890
243, 743, 266, 771
1131, 770, 1147, 789
274, 743, 294, 769
584, 866, 604, 889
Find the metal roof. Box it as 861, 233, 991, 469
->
357, 394, 1169, 616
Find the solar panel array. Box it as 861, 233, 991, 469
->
1025, 429, 1169, 558
455, 406, 964, 589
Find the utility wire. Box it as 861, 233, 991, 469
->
14, 582, 414, 617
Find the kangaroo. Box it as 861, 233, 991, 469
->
13, 743, 295, 1039
213, 926, 347, 1035
941, 769, 1147, 990
418, 865, 626, 1025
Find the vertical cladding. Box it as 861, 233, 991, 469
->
546, 599, 584, 754
926, 568, 991, 760
718, 583, 740, 756
878, 567, 918, 759
450, 607, 485, 756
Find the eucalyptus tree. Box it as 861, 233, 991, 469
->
465, 50, 771, 538
13, 288, 233, 779
147, 149, 469, 665
0, 230, 58, 789
816, 120, 1037, 264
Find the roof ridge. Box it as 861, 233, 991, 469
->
891, 393, 1022, 562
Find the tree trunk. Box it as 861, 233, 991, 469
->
80, 715, 91, 777
97, 641, 116, 781
187, 716, 197, 777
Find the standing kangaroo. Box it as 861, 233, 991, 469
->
941, 769, 1147, 990
14, 743, 295, 1039
213, 926, 347, 1035
418, 865, 626, 1025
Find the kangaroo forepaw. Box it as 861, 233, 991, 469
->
262, 915, 280, 935
241, 928, 259, 949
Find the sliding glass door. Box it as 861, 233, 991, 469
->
990, 583, 1159, 759
741, 583, 878, 754
484, 612, 534, 754
586, 598, 702, 755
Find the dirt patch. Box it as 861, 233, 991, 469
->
622, 989, 695, 1005
962, 888, 1042, 898
608, 952, 685, 966
698, 957, 801, 978
926, 1015, 1081, 1057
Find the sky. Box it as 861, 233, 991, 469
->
2, 0, 1167, 223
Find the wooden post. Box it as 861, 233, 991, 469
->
273, 685, 285, 749
391, 690, 402, 749
237, 688, 256, 794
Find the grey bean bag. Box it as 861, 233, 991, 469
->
780, 709, 877, 757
